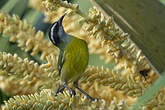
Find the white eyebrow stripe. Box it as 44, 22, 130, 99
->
51, 23, 57, 42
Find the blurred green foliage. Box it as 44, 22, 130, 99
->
159, 0, 165, 5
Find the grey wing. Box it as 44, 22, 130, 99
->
58, 50, 65, 76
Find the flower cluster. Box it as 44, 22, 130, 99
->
0, 0, 163, 110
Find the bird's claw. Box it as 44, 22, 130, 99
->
90, 97, 99, 101
93, 98, 99, 101
86, 96, 99, 101
70, 89, 76, 96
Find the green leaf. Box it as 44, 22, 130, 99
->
1, 0, 20, 13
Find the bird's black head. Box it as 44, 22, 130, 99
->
49, 14, 66, 47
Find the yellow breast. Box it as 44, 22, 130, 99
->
61, 37, 89, 83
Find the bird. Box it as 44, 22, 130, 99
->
49, 13, 96, 101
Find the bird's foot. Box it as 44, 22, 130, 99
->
63, 82, 76, 96
87, 96, 99, 102
69, 88, 76, 96
55, 84, 65, 96
73, 81, 98, 101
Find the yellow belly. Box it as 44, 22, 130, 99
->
60, 37, 89, 83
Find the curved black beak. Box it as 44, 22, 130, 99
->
58, 13, 67, 26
